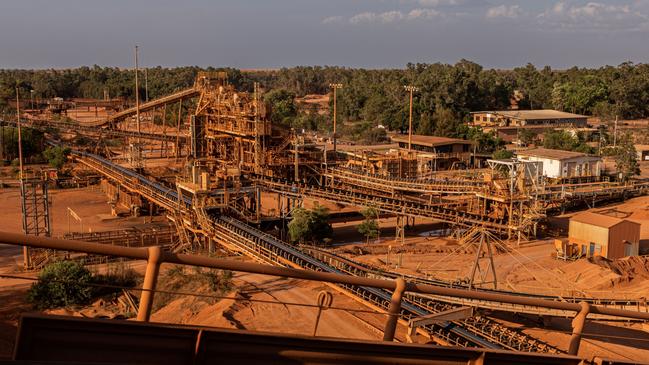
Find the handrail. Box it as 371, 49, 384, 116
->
2, 230, 649, 323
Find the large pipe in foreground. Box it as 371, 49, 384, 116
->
2, 231, 649, 322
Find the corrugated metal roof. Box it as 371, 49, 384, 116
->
472, 109, 587, 120
516, 148, 591, 161
571, 211, 640, 229
391, 135, 473, 147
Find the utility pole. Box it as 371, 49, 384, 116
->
16, 86, 28, 269
16, 86, 23, 180
144, 67, 149, 103
0, 121, 4, 163
293, 130, 299, 182
404, 85, 419, 152
329, 83, 342, 156
613, 115, 618, 148
135, 45, 140, 134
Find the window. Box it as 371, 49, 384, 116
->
594, 243, 602, 255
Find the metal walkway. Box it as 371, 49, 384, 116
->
86, 87, 199, 126
325, 167, 487, 195
255, 175, 513, 234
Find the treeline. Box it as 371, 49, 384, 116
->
3, 61, 649, 136
256, 61, 649, 135
0, 66, 245, 111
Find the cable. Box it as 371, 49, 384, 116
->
0, 273, 387, 316
503, 242, 591, 296
492, 239, 585, 296
426, 231, 479, 272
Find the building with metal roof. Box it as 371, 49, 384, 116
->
390, 134, 474, 172
470, 109, 589, 142
515, 148, 601, 180
567, 211, 640, 259
471, 110, 588, 127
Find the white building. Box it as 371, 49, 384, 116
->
515, 148, 601, 179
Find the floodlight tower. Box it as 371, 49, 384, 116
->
329, 83, 343, 154
404, 85, 419, 152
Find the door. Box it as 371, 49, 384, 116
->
589, 243, 595, 257
624, 243, 633, 257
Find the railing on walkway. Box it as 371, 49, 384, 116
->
2, 231, 649, 356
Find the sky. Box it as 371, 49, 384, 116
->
1, 0, 649, 70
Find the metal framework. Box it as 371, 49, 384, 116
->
20, 178, 51, 269
13, 74, 649, 361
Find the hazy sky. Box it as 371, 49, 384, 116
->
1, 0, 649, 69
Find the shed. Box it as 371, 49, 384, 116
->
568, 211, 640, 260
390, 135, 473, 154
515, 148, 601, 179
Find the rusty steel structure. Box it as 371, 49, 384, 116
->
10, 73, 649, 361
16, 73, 647, 237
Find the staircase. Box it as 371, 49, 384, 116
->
170, 211, 193, 253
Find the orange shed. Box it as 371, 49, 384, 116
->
568, 212, 640, 260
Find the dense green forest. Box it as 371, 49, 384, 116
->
2, 60, 649, 137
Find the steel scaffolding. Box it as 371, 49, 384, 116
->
20, 178, 51, 269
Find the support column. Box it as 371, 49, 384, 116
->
137, 246, 162, 322
395, 216, 405, 245
208, 237, 214, 254
383, 278, 406, 342
568, 301, 590, 355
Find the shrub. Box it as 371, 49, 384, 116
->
492, 149, 514, 159
28, 261, 94, 309
91, 261, 139, 298
288, 206, 333, 244
42, 146, 71, 169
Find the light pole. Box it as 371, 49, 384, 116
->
404, 85, 419, 152
134, 45, 140, 134
329, 83, 343, 155
16, 86, 23, 180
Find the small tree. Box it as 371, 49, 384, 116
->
491, 149, 514, 159
27, 261, 93, 309
288, 206, 333, 244
518, 129, 537, 146
264, 89, 297, 127
42, 146, 71, 169
543, 130, 577, 151
614, 132, 639, 182
357, 206, 380, 243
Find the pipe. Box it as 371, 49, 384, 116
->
383, 278, 406, 341
137, 246, 162, 321
3, 231, 649, 322
568, 301, 590, 355
0, 231, 148, 260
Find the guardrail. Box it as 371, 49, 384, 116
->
2, 231, 649, 356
